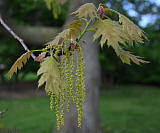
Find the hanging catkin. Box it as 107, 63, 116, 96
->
47, 45, 86, 129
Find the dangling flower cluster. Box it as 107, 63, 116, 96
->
47, 43, 86, 130
75, 48, 85, 127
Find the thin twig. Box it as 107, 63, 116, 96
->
0, 15, 36, 60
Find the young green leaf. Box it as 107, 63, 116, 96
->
72, 3, 97, 19
69, 20, 83, 38
115, 47, 149, 65
48, 29, 71, 46
48, 20, 83, 46
37, 57, 62, 94
103, 7, 148, 45
119, 14, 147, 45
8, 51, 33, 78
92, 19, 148, 65
92, 19, 130, 48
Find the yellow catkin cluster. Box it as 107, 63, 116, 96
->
48, 90, 54, 111
48, 45, 86, 130
79, 48, 86, 104
75, 48, 85, 127
55, 93, 61, 130
59, 56, 66, 126
48, 90, 61, 130
42, 44, 51, 52
59, 87, 65, 126
54, 46, 59, 57
70, 53, 76, 104
47, 46, 67, 130
54, 44, 63, 58
65, 48, 71, 112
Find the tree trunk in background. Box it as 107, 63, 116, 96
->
57, 0, 102, 133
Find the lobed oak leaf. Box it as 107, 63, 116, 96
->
8, 51, 33, 78
92, 19, 149, 65
72, 3, 97, 19
101, 6, 148, 45
119, 14, 148, 45
103, 7, 148, 45
48, 29, 71, 46
37, 57, 62, 95
115, 47, 149, 65
92, 19, 130, 48
48, 20, 83, 46
69, 20, 83, 38
103, 5, 115, 16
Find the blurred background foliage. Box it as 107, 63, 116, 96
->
0, 0, 160, 86
7, 0, 68, 26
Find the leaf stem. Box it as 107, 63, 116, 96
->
31, 48, 49, 53
32, 49, 43, 52
77, 5, 102, 42
77, 19, 92, 42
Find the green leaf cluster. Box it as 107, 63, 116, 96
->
37, 57, 61, 94
8, 2, 149, 130
9, 51, 33, 78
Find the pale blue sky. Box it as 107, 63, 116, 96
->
107, 0, 160, 27
126, 0, 160, 27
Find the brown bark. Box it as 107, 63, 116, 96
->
57, 0, 102, 133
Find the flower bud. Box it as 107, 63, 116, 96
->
100, 6, 105, 19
